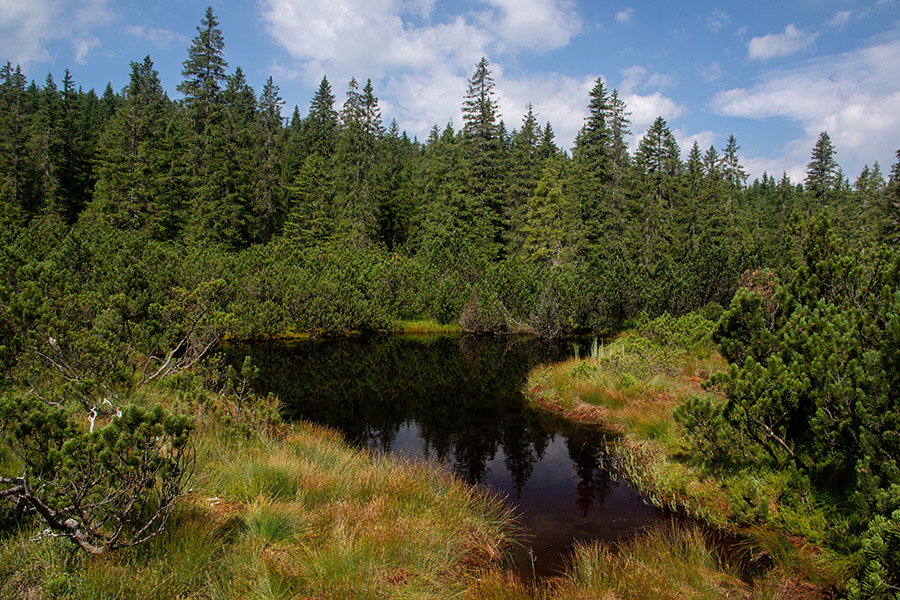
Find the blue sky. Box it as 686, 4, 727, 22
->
2, 0, 899, 182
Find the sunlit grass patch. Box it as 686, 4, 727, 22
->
554, 525, 749, 600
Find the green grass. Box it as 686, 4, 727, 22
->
521, 326, 844, 598
395, 318, 464, 334
0, 383, 513, 600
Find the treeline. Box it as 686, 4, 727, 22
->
2, 6, 900, 340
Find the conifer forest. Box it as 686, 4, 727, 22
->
2, 6, 900, 599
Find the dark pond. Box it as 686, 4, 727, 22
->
232, 334, 680, 579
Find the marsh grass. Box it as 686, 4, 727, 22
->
554, 525, 750, 600
1, 383, 513, 600
523, 319, 842, 597
396, 319, 464, 334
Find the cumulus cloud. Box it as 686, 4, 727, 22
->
673, 128, 718, 158
713, 38, 900, 179
0, 0, 115, 67
481, 0, 582, 53
747, 24, 818, 61
260, 0, 579, 83
259, 0, 588, 145
616, 7, 633, 24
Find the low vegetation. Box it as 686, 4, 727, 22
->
1, 374, 515, 599
522, 216, 900, 598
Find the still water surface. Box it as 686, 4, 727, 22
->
236, 334, 678, 578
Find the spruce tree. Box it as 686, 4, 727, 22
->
571, 77, 613, 258
0, 63, 29, 218
284, 153, 332, 247
504, 104, 542, 254
91, 56, 175, 237
524, 160, 569, 265
721, 134, 747, 224
635, 116, 682, 264
254, 76, 284, 241
884, 149, 900, 247
177, 5, 227, 129
333, 77, 380, 247
461, 57, 503, 255
306, 76, 338, 158
805, 131, 840, 206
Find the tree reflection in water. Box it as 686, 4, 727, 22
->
230, 334, 674, 578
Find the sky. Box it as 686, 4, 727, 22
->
2, 0, 899, 183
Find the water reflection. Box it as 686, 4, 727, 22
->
233, 334, 672, 577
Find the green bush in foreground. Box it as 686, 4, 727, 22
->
0, 396, 193, 554
678, 213, 900, 595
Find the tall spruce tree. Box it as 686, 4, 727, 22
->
461, 57, 503, 256
721, 134, 747, 224
884, 149, 900, 247
0, 63, 29, 219
333, 77, 380, 247
306, 76, 338, 158
524, 159, 570, 265
635, 116, 682, 264
571, 77, 613, 258
91, 56, 175, 237
177, 5, 227, 129
254, 76, 284, 241
504, 104, 542, 254
806, 131, 840, 207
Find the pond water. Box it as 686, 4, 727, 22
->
233, 334, 679, 579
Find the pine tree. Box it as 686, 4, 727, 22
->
461, 57, 503, 255
635, 116, 682, 264
254, 76, 284, 241
721, 134, 747, 224
91, 56, 175, 237
306, 76, 338, 158
177, 5, 227, 129
805, 131, 840, 206
524, 160, 569, 265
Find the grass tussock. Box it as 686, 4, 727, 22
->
523, 315, 841, 597
0, 381, 513, 600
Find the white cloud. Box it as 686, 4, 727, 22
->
494, 72, 596, 152
828, 10, 852, 30
125, 25, 188, 48
706, 9, 730, 33
713, 38, 900, 179
259, 0, 587, 146
674, 128, 718, 159
701, 60, 722, 82
647, 72, 676, 89
616, 7, 633, 24
616, 65, 684, 138
747, 24, 818, 61
625, 91, 684, 129
481, 0, 582, 53
0, 0, 115, 67
73, 35, 99, 64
